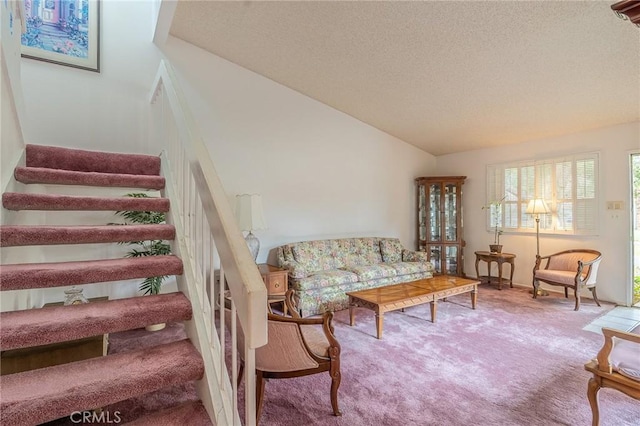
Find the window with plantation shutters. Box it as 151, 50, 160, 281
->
486, 152, 599, 236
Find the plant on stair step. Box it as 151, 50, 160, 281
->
112, 193, 171, 295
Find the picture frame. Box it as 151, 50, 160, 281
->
21, 0, 100, 72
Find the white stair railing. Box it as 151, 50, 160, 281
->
149, 59, 268, 425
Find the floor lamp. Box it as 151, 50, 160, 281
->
526, 198, 551, 256
526, 198, 550, 295
235, 194, 267, 261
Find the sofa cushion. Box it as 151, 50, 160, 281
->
291, 240, 340, 272
277, 245, 295, 263
391, 262, 433, 275
295, 269, 359, 292
347, 238, 383, 266
402, 249, 429, 263
342, 264, 398, 281
279, 260, 308, 279
380, 239, 403, 263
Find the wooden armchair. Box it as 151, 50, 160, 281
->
584, 327, 640, 426
532, 249, 602, 310
238, 290, 342, 423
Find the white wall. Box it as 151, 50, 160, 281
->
1, 0, 27, 198
20, 0, 162, 155
436, 122, 640, 306
161, 36, 437, 264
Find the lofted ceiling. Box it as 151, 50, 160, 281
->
169, 1, 640, 156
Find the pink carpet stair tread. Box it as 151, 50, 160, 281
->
0, 293, 192, 350
0, 256, 184, 291
2, 192, 170, 212
0, 224, 175, 247
24, 144, 161, 176
0, 339, 204, 425
14, 166, 166, 190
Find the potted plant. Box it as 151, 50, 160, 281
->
483, 197, 505, 253
112, 193, 171, 331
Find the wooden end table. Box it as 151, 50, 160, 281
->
219, 265, 289, 313
474, 251, 516, 290
258, 264, 289, 315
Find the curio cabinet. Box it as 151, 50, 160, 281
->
415, 176, 466, 276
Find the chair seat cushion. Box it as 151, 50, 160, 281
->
535, 269, 585, 285
301, 325, 329, 358
610, 329, 640, 382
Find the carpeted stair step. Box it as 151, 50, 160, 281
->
2, 192, 170, 212
14, 166, 165, 190
25, 144, 161, 176
0, 292, 192, 350
124, 400, 212, 425
0, 224, 175, 247
0, 255, 183, 291
0, 339, 204, 425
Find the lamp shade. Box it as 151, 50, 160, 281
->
526, 199, 550, 215
235, 194, 267, 232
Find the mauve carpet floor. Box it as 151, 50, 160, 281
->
43, 286, 640, 425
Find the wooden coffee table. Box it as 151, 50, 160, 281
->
346, 276, 479, 339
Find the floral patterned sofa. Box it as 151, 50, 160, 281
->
276, 237, 434, 316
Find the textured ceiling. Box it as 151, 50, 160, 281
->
170, 1, 640, 156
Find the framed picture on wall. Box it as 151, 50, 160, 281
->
21, 0, 100, 72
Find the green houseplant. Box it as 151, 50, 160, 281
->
113, 193, 171, 295
483, 197, 505, 253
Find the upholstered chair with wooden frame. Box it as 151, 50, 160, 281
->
532, 249, 602, 311
584, 327, 640, 426
237, 290, 342, 424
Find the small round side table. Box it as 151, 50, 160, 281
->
474, 251, 516, 290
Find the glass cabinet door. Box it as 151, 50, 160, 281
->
429, 183, 441, 242
444, 183, 457, 242
444, 245, 458, 275
418, 184, 427, 243
428, 245, 442, 274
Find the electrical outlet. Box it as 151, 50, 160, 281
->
606, 201, 623, 210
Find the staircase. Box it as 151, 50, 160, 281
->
0, 144, 214, 425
